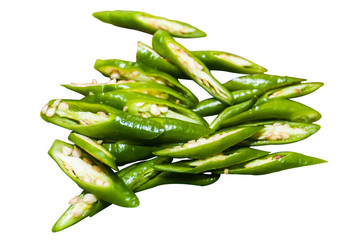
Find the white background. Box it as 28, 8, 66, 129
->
1, 0, 346, 239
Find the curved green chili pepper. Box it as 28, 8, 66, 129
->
94, 58, 198, 105
213, 152, 327, 175
134, 172, 220, 192
191, 50, 267, 74
193, 89, 264, 117
219, 99, 321, 128
223, 74, 305, 91
254, 82, 324, 106
210, 99, 256, 130
152, 30, 233, 104
154, 148, 269, 174
236, 121, 321, 146
82, 91, 207, 126
52, 156, 172, 232
153, 125, 262, 159
68, 132, 118, 170
92, 10, 206, 38
63, 80, 195, 108
40, 99, 164, 141
48, 140, 139, 208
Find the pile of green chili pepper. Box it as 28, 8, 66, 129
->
40, 10, 326, 232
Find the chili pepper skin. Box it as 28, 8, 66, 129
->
136, 41, 187, 79
63, 81, 195, 108
153, 126, 262, 159
40, 99, 164, 141
149, 117, 214, 144
223, 74, 305, 91
210, 99, 256, 130
154, 148, 269, 174
219, 99, 321, 128
152, 30, 233, 104
191, 51, 267, 74
236, 121, 321, 146
92, 10, 206, 38
213, 152, 327, 175
48, 140, 139, 208
134, 172, 220, 192
68, 132, 118, 170
52, 156, 172, 232
192, 89, 264, 117
82, 91, 207, 126
254, 82, 324, 106
94, 59, 198, 105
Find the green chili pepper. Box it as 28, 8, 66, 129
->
254, 82, 324, 106
149, 117, 214, 143
51, 156, 172, 232
134, 172, 220, 192
213, 152, 327, 175
48, 140, 139, 208
40, 99, 164, 141
82, 91, 207, 126
210, 99, 256, 130
94, 58, 198, 105
236, 121, 321, 146
63, 80, 195, 108
223, 74, 305, 91
193, 89, 264, 117
153, 125, 262, 159
68, 132, 118, 170
191, 50, 267, 74
154, 148, 269, 174
219, 99, 321, 128
152, 30, 233, 104
92, 10, 206, 38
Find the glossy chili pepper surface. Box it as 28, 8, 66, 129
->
152, 30, 233, 104
210, 99, 256, 130
254, 82, 324, 106
68, 132, 118, 170
40, 99, 164, 141
223, 74, 305, 91
48, 140, 139, 207
93, 10, 207, 38
192, 89, 263, 117
82, 91, 207, 126
153, 125, 262, 159
236, 121, 321, 146
94, 59, 198, 104
52, 156, 172, 232
219, 99, 321, 128
213, 152, 327, 175
154, 148, 269, 174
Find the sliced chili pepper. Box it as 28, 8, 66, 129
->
40, 99, 164, 141
192, 89, 264, 117
94, 58, 198, 105
236, 121, 321, 146
48, 140, 139, 207
92, 10, 206, 38
51, 156, 172, 232
254, 82, 324, 106
153, 125, 262, 159
82, 91, 207, 126
213, 152, 327, 175
68, 132, 118, 170
154, 148, 269, 174
223, 74, 305, 91
219, 99, 321, 128
210, 99, 256, 130
63, 80, 195, 108
152, 30, 233, 104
